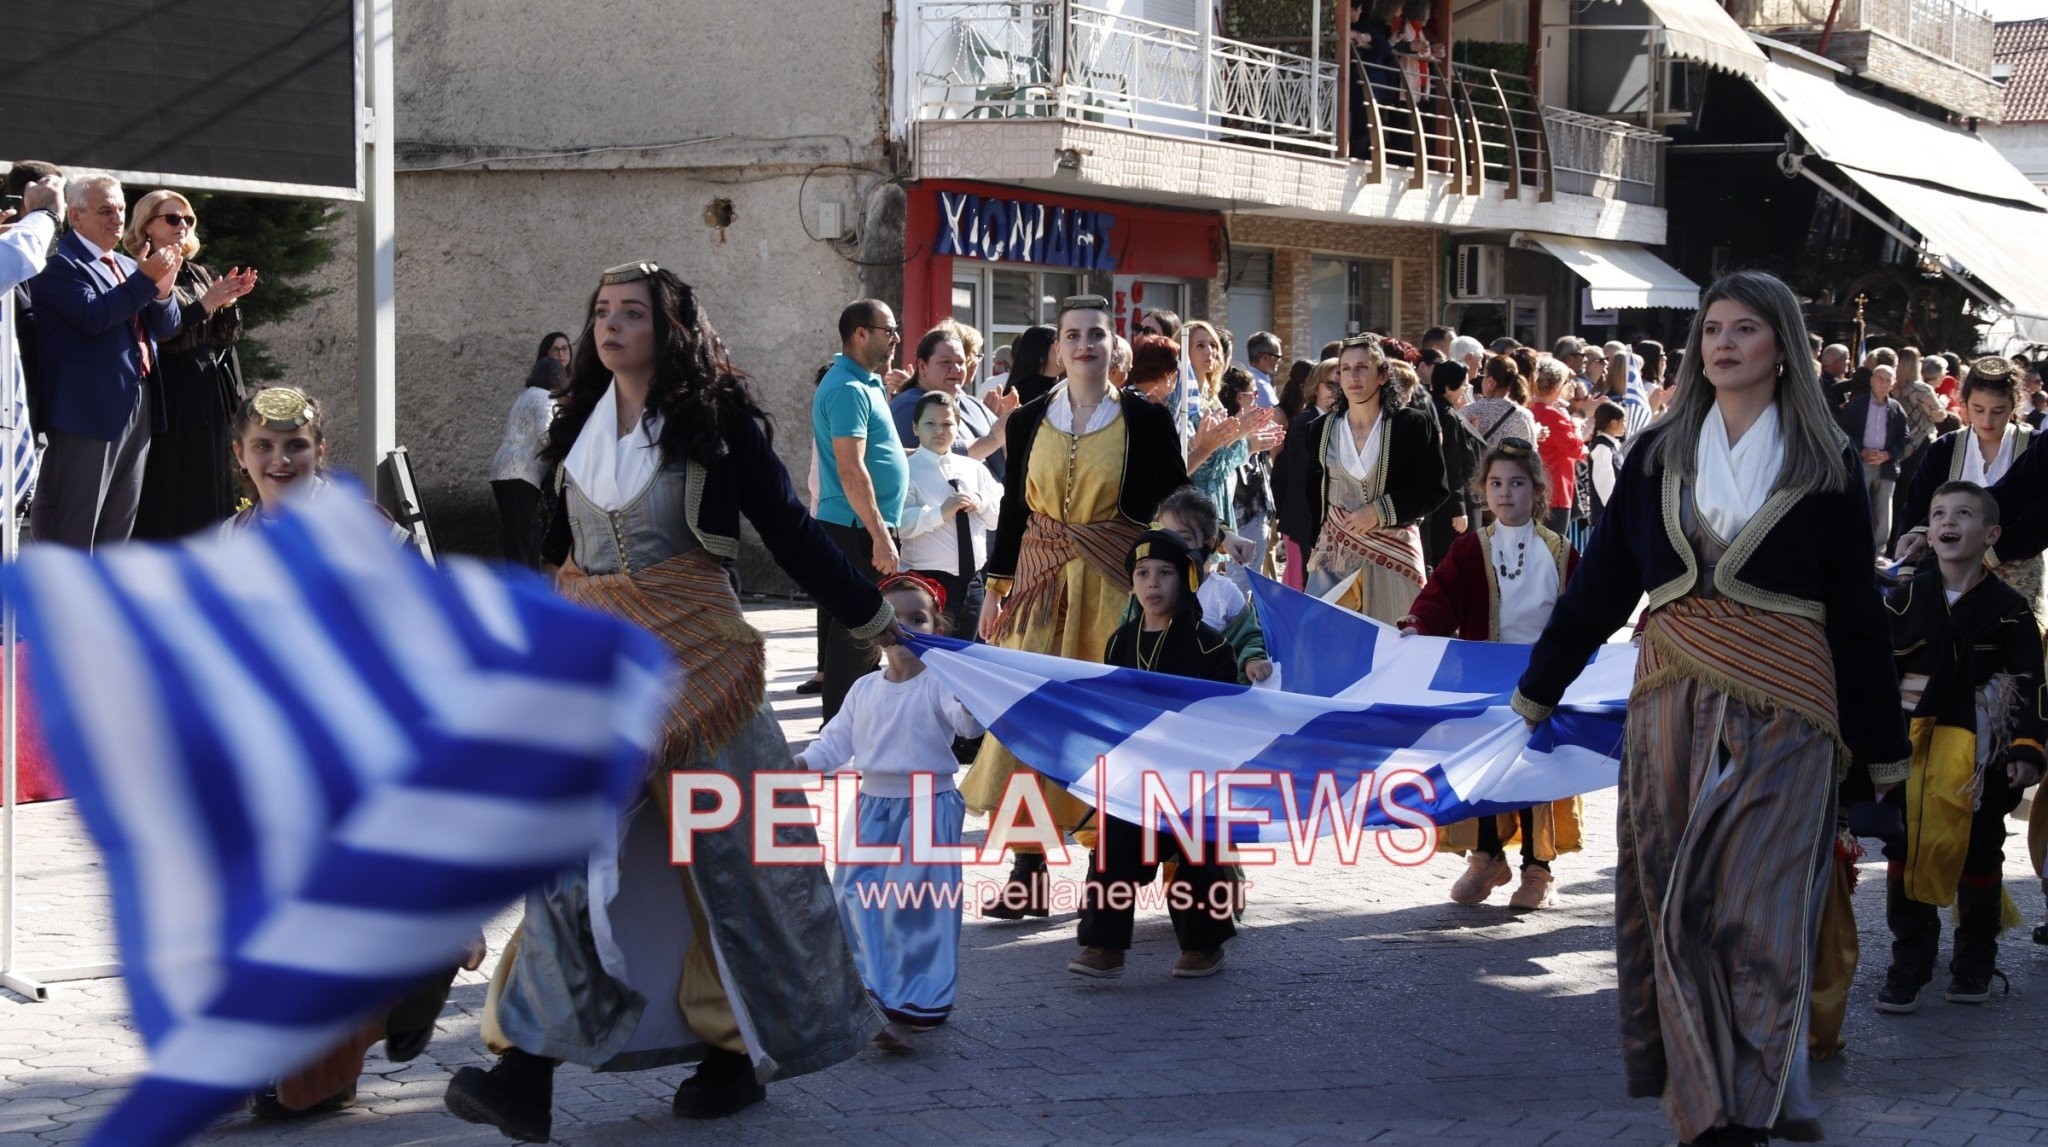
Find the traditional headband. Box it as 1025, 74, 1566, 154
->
600, 261, 660, 285
879, 571, 948, 614
1339, 334, 1381, 350
250, 387, 316, 431
1130, 530, 1203, 594
1059, 294, 1111, 314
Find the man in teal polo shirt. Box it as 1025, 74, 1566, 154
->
812, 298, 911, 719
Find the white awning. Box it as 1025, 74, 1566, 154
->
1831, 170, 2048, 335
1638, 0, 1769, 80
1754, 62, 2045, 207
1518, 234, 1700, 309
1751, 60, 2048, 334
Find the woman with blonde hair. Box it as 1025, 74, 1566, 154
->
122, 190, 258, 539
1180, 320, 1272, 529
1514, 270, 1906, 1146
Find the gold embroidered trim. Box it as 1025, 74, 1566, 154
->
682, 459, 739, 560
1645, 468, 1698, 615
1510, 689, 1554, 724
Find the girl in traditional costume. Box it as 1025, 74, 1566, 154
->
444, 263, 896, 1142
1514, 270, 1908, 1147
966, 295, 1190, 918
1280, 335, 1447, 625
1401, 438, 1580, 910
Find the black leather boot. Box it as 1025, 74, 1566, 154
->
981, 850, 1049, 920
1876, 876, 1940, 1013
671, 1047, 766, 1119
1947, 882, 2007, 1003
444, 1047, 556, 1143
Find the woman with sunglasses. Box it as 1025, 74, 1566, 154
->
445, 262, 900, 1140
1513, 271, 1906, 1146
123, 190, 258, 540
1279, 335, 1447, 623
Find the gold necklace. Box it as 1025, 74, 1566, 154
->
1136, 620, 1172, 672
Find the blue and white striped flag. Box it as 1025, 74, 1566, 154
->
907, 575, 1633, 843
16, 489, 672, 1146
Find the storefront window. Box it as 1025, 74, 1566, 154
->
1308, 255, 1393, 352
953, 266, 1078, 389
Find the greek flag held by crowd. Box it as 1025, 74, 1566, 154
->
11, 489, 672, 1146
905, 573, 1633, 845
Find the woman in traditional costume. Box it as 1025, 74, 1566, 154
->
1513, 270, 1909, 1147
1280, 334, 1447, 624
444, 263, 896, 1142
966, 294, 1190, 917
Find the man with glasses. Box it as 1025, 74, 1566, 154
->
1244, 331, 1283, 409
812, 298, 911, 719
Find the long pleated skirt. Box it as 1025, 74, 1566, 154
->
1621, 599, 1840, 1141
835, 785, 966, 1026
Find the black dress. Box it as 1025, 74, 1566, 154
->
133, 263, 244, 540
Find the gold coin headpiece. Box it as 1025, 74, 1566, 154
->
250, 387, 316, 431
600, 261, 660, 285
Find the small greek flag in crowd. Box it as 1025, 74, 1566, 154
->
15, 490, 672, 1146
909, 574, 1634, 842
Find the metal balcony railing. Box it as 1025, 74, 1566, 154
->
1542, 108, 1666, 206
1738, 0, 1994, 76
1348, 54, 1550, 195
912, 1, 1338, 152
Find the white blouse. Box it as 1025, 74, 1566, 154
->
562, 381, 665, 511
1694, 402, 1783, 542
1491, 520, 1560, 643
1047, 383, 1121, 435
1335, 410, 1383, 482
1961, 423, 2016, 487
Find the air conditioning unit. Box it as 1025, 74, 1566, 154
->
1453, 244, 1505, 300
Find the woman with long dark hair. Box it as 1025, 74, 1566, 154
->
1279, 336, 1446, 622
445, 263, 896, 1140
488, 331, 568, 566
1514, 270, 1907, 1146
1422, 359, 1479, 566
1003, 324, 1061, 405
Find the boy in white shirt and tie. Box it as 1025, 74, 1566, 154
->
897, 392, 1003, 636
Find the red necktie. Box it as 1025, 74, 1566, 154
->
103, 256, 153, 377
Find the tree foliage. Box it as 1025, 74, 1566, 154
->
186, 194, 343, 380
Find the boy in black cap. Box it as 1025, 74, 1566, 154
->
1069, 529, 1239, 980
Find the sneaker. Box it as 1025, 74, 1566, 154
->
1944, 967, 2007, 1004
1875, 968, 1925, 1014
671, 1048, 766, 1119
1507, 866, 1556, 910
1067, 946, 1126, 978
1449, 852, 1512, 906
1171, 948, 1226, 978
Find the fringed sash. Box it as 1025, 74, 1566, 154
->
1001, 512, 1144, 637
556, 549, 766, 763
1311, 508, 1426, 588
1636, 595, 1848, 774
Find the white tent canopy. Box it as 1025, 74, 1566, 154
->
1516, 233, 1701, 309
1638, 0, 1770, 80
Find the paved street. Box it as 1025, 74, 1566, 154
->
6, 601, 2048, 1145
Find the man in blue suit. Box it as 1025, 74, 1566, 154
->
29, 173, 182, 549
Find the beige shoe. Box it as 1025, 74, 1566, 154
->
1171, 948, 1226, 978
1449, 852, 1513, 905
1507, 865, 1557, 910
1067, 946, 1126, 978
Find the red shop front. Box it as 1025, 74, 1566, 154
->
902, 181, 1222, 381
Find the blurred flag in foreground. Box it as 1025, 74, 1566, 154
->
16, 490, 670, 1146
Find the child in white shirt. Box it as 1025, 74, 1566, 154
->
797, 573, 984, 1052
897, 392, 1003, 637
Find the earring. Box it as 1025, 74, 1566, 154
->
1777, 361, 1787, 376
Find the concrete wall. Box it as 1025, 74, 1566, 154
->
1983, 122, 2048, 189
263, 0, 900, 589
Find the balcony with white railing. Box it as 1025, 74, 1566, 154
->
1735, 0, 2002, 118
904, 1, 1668, 240
912, 1, 1339, 151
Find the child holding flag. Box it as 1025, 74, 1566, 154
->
1400, 438, 1582, 909
1069, 530, 1240, 980
798, 574, 984, 1050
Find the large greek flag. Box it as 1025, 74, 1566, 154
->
908, 574, 1633, 842
17, 490, 671, 1146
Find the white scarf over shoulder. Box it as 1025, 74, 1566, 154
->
1693, 402, 1783, 542
562, 381, 666, 511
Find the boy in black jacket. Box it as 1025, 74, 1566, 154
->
1069, 530, 1238, 981
1877, 481, 2046, 1013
